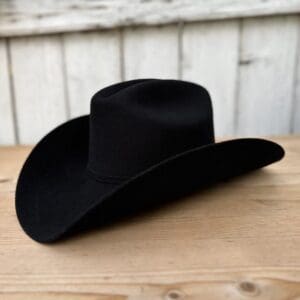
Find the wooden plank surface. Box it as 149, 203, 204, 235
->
1, 0, 300, 37
0, 39, 16, 145
123, 25, 179, 80
9, 35, 68, 144
236, 16, 299, 136
0, 136, 299, 299
181, 20, 239, 137
63, 30, 122, 118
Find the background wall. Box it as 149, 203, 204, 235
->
0, 0, 300, 145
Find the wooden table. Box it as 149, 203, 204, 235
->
0, 137, 299, 299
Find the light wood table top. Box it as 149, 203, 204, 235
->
0, 137, 299, 299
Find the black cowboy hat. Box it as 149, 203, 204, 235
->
16, 79, 284, 243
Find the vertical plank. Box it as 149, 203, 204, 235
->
181, 20, 240, 137
237, 16, 299, 136
293, 18, 300, 133
294, 73, 300, 133
63, 30, 122, 118
0, 39, 16, 145
10, 35, 67, 144
123, 25, 179, 80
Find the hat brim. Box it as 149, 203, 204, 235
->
16, 116, 284, 243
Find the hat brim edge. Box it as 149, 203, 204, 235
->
15, 115, 284, 243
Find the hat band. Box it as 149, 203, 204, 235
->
86, 167, 130, 185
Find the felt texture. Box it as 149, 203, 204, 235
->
15, 79, 284, 243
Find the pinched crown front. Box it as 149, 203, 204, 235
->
87, 79, 214, 182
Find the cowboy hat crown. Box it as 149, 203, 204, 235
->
88, 79, 214, 181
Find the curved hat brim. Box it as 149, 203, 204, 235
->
16, 116, 284, 243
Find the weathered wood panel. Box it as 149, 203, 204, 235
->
1, 0, 300, 37
63, 30, 122, 118
123, 25, 179, 80
10, 35, 67, 144
293, 19, 300, 133
236, 16, 299, 136
181, 20, 240, 137
0, 39, 16, 145
0, 12, 300, 144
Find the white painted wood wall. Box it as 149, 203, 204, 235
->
0, 0, 300, 145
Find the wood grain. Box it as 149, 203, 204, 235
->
9, 35, 68, 144
0, 39, 16, 145
236, 16, 299, 136
1, 0, 300, 37
63, 30, 122, 118
123, 25, 179, 80
1, 15, 300, 143
181, 20, 239, 137
0, 137, 299, 299
293, 18, 300, 133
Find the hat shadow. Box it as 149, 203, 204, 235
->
55, 168, 272, 244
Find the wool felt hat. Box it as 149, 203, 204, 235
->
16, 79, 284, 243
